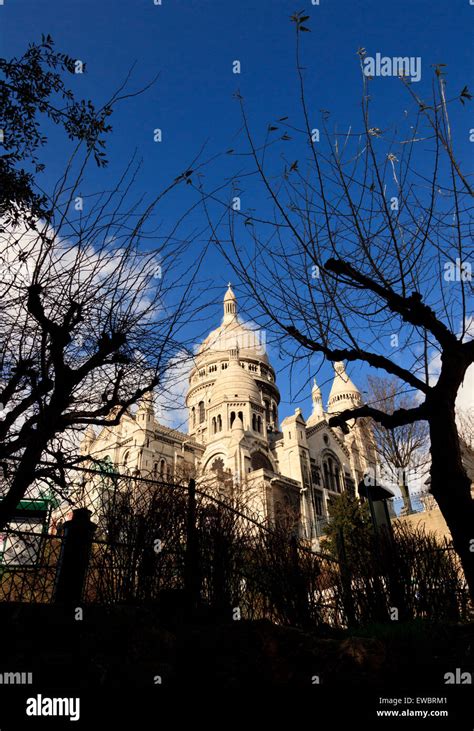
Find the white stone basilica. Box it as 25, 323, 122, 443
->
79, 285, 376, 546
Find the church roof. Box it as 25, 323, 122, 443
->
154, 422, 201, 445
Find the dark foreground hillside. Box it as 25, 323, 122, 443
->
0, 603, 472, 726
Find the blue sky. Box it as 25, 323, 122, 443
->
1, 0, 473, 424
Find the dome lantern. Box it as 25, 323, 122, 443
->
223, 283, 237, 324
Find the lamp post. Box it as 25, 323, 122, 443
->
358, 478, 395, 540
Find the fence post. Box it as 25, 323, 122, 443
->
336, 528, 356, 628
54, 508, 96, 604
290, 534, 311, 628
184, 479, 200, 614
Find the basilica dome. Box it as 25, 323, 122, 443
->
197, 284, 269, 365
186, 285, 280, 439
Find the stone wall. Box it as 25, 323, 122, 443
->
394, 508, 451, 542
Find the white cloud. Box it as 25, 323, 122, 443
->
154, 351, 192, 431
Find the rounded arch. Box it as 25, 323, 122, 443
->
203, 452, 227, 473
250, 451, 273, 472
122, 450, 131, 470
321, 449, 343, 493
159, 458, 167, 479
198, 401, 205, 423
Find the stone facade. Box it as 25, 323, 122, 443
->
78, 285, 376, 547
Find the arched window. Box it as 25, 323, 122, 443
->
323, 461, 330, 490
264, 401, 270, 422
250, 452, 272, 471
272, 404, 277, 423
323, 455, 342, 493
257, 416, 262, 433
217, 414, 222, 432
252, 413, 257, 431
199, 401, 205, 423
230, 411, 236, 428
314, 491, 323, 516
328, 458, 335, 490
191, 407, 195, 426
238, 411, 243, 425
123, 451, 130, 473
212, 417, 216, 434
160, 459, 166, 478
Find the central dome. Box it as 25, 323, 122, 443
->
197, 284, 269, 364
186, 285, 280, 439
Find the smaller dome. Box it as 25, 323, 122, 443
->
327, 361, 361, 413
210, 357, 262, 404
232, 415, 244, 432
230, 414, 245, 444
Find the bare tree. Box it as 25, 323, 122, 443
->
0, 43, 212, 529
367, 376, 429, 513
202, 14, 474, 598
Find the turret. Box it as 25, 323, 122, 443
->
81, 425, 96, 456
136, 391, 155, 428
327, 361, 362, 415
307, 377, 324, 425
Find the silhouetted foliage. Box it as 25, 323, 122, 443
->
0, 35, 112, 225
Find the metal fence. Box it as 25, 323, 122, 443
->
0, 527, 62, 602
0, 464, 344, 627
0, 462, 470, 627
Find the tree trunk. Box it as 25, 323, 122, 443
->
399, 472, 413, 515
0, 439, 47, 529
0, 398, 66, 530
429, 410, 474, 603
